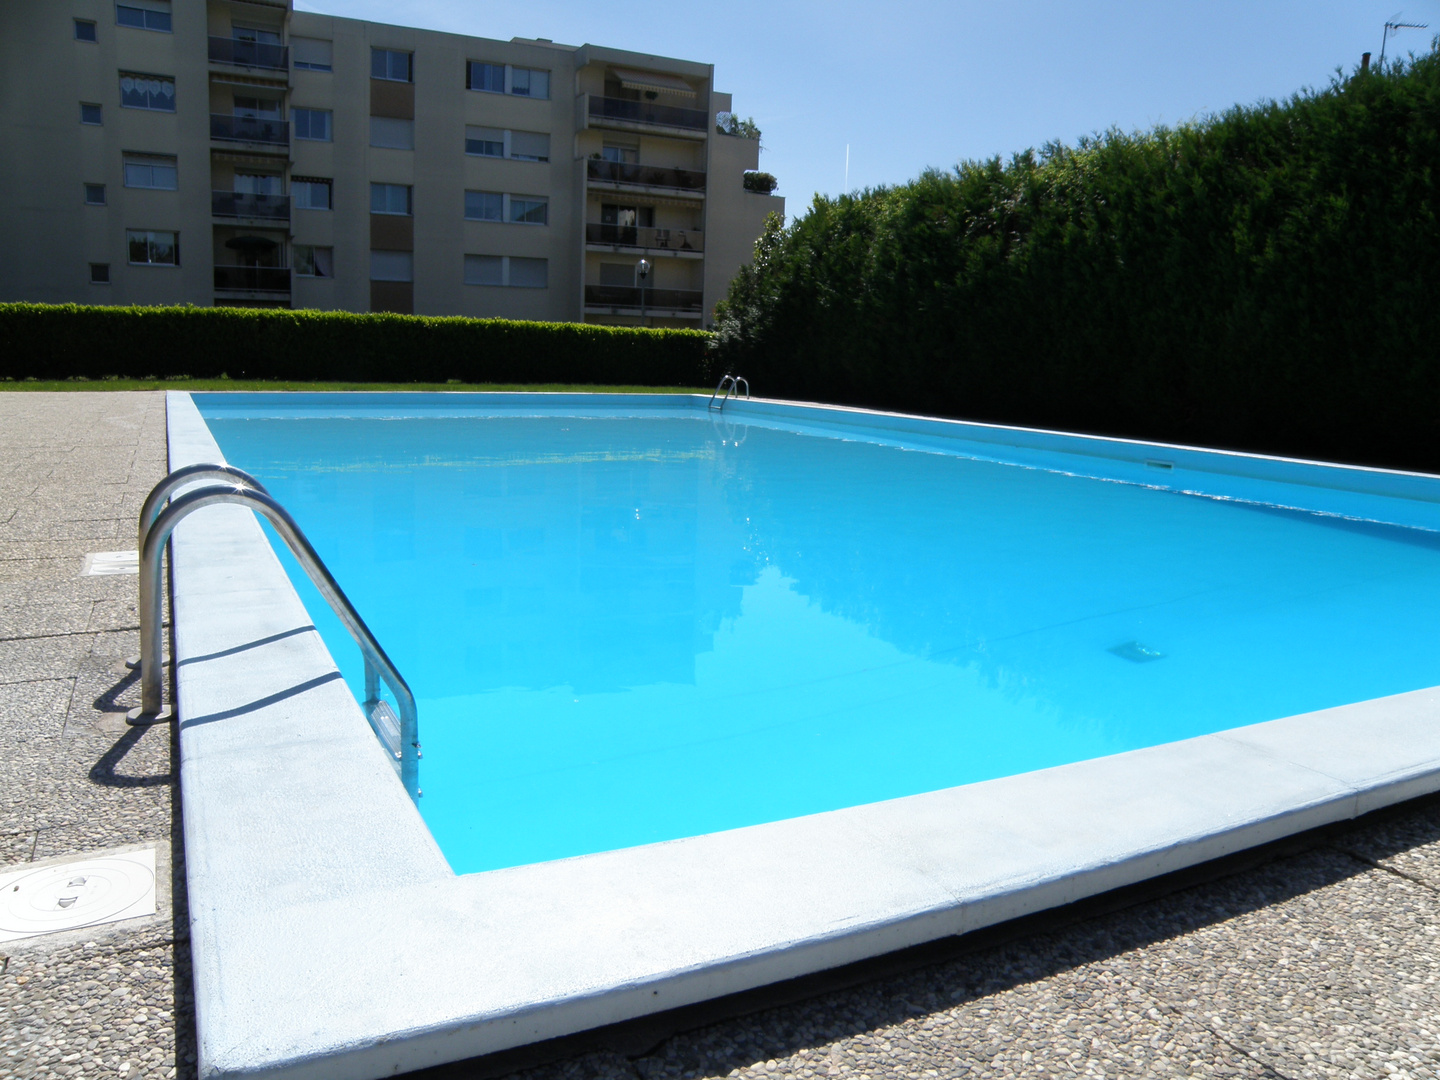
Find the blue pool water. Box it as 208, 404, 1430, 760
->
198, 397, 1440, 873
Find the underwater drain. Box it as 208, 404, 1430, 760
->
1109, 640, 1166, 663
0, 849, 156, 942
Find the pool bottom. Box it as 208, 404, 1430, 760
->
166, 391, 1440, 1080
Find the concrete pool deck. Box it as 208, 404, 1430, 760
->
1, 391, 1439, 1079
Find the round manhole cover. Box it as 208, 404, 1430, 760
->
0, 856, 155, 937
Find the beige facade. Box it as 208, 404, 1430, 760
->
0, 0, 783, 327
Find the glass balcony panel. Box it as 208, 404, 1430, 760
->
214, 266, 291, 292
210, 113, 289, 145
585, 223, 703, 252
588, 96, 707, 132
209, 36, 289, 70
586, 159, 706, 192
211, 191, 291, 220
584, 285, 702, 310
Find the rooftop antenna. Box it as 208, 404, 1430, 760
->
1379, 18, 1428, 66
845, 144, 850, 193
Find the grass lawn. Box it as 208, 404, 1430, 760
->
0, 378, 706, 393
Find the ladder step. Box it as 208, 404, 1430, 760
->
370, 700, 403, 760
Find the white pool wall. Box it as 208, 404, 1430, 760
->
167, 391, 1440, 1080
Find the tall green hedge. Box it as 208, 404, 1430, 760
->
0, 304, 716, 387
715, 52, 1440, 471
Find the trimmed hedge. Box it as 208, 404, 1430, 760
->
0, 304, 716, 387
715, 52, 1440, 471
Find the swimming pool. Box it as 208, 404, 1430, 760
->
196, 396, 1440, 874
165, 392, 1440, 1080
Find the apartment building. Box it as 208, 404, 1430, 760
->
0, 0, 784, 327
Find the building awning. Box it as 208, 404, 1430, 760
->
612, 68, 696, 100
211, 149, 289, 166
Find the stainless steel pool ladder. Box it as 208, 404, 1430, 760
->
130, 466, 421, 800
709, 374, 750, 411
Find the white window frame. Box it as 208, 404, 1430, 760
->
126, 229, 179, 267
294, 245, 334, 277
292, 37, 333, 72
369, 250, 413, 282
293, 108, 332, 142
89, 263, 111, 285
293, 178, 333, 211
466, 62, 550, 99
370, 182, 412, 216
464, 254, 548, 288
122, 154, 178, 190
369, 116, 414, 150
464, 191, 547, 225
119, 72, 176, 112
74, 19, 98, 41
370, 48, 413, 83
80, 102, 103, 125
115, 0, 171, 34
84, 183, 106, 205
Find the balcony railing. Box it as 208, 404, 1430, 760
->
588, 96, 708, 132
209, 36, 289, 71
586, 223, 703, 253
214, 266, 291, 292
212, 191, 290, 221
586, 159, 706, 193
210, 113, 289, 145
584, 285, 703, 311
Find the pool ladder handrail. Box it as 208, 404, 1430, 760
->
131, 468, 420, 799
709, 374, 749, 411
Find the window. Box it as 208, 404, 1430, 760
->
508, 257, 548, 288
74, 19, 98, 41
510, 67, 549, 99
80, 103, 103, 125
293, 108, 332, 141
369, 116, 414, 150
509, 195, 548, 225
116, 1, 171, 33
233, 25, 280, 45
294, 245, 334, 277
84, 184, 107, 205
602, 144, 639, 164
293, 178, 332, 210
370, 250, 412, 282
126, 229, 178, 266
370, 183, 412, 215
123, 154, 178, 190
464, 191, 502, 221
234, 172, 282, 195
232, 95, 280, 119
465, 126, 504, 157
466, 62, 504, 93
508, 131, 550, 162
89, 263, 111, 284
120, 73, 175, 112
371, 48, 412, 82
465, 191, 547, 225
292, 37, 333, 72
465, 254, 547, 288
467, 62, 548, 98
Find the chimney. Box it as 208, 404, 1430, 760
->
1362, 52, 1371, 71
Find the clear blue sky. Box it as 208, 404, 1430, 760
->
296, 0, 1437, 220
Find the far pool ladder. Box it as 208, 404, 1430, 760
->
129, 465, 421, 800
709, 374, 750, 411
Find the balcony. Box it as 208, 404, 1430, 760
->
586, 159, 706, 194
584, 285, 703, 312
587, 95, 707, 135
212, 191, 290, 221
209, 36, 289, 71
210, 114, 289, 146
214, 266, 291, 293
586, 223, 703, 254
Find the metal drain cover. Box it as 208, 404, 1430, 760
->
0, 849, 156, 942
1109, 640, 1166, 663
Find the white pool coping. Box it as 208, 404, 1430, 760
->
167, 391, 1440, 1080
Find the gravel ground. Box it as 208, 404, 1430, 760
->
1, 391, 1438, 1080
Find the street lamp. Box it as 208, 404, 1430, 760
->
636, 257, 652, 325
